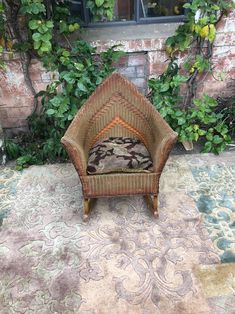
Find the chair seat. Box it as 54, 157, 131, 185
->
87, 137, 153, 175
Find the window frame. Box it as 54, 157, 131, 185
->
77, 0, 186, 27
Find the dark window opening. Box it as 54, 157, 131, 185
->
68, 0, 186, 26
140, 0, 185, 18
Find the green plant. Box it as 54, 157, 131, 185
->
149, 62, 232, 154
217, 93, 235, 137
148, 0, 234, 154
30, 41, 124, 162
5, 139, 22, 159
1, 0, 125, 168
7, 41, 124, 167
86, 0, 115, 22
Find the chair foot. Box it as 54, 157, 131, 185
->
83, 214, 89, 222
145, 195, 159, 218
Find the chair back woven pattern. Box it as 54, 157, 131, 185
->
68, 74, 167, 155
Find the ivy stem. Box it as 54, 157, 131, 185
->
63, 34, 73, 49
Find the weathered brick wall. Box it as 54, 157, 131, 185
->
0, 58, 50, 131
0, 10, 234, 131
116, 53, 148, 94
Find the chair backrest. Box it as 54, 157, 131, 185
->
79, 74, 160, 151
65, 73, 174, 160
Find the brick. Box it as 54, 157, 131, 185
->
6, 106, 32, 118
41, 72, 51, 83
0, 108, 8, 120
136, 66, 145, 77
149, 63, 166, 76
128, 40, 144, 52
148, 51, 167, 64
1, 117, 28, 129
118, 67, 136, 78
113, 55, 128, 67
128, 54, 146, 66
131, 78, 146, 89
142, 39, 152, 50
34, 81, 50, 93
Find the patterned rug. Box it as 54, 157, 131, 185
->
0, 152, 234, 313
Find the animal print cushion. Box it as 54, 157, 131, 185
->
87, 137, 153, 175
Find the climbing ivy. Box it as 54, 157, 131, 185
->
87, 0, 115, 22
149, 0, 235, 153
1, 0, 235, 167
1, 0, 124, 168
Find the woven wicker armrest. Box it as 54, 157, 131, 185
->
148, 110, 177, 173
61, 135, 87, 177
152, 132, 177, 173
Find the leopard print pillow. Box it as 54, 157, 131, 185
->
87, 137, 153, 175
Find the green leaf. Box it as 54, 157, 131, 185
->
68, 114, 74, 121
178, 117, 186, 125
106, 9, 113, 20
96, 76, 103, 85
203, 141, 212, 152
213, 135, 223, 144
32, 32, 41, 41
40, 42, 52, 52
33, 40, 41, 50
159, 83, 170, 92
211, 5, 220, 10
68, 24, 75, 32
62, 50, 70, 57
29, 20, 39, 30
46, 109, 55, 115
175, 110, 183, 117
95, 0, 105, 7
208, 24, 216, 43
59, 21, 68, 33
183, 3, 191, 9
41, 32, 52, 42
46, 21, 54, 29
74, 63, 84, 71
31, 3, 41, 14
38, 24, 49, 34
61, 73, 76, 84
77, 82, 87, 92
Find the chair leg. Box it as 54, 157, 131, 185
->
83, 198, 90, 222
152, 194, 159, 218
144, 194, 159, 218
83, 198, 96, 221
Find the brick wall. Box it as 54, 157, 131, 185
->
0, 9, 234, 131
0, 58, 50, 131
116, 53, 148, 94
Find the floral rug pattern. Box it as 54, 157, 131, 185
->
187, 158, 235, 263
0, 167, 21, 227
0, 153, 235, 314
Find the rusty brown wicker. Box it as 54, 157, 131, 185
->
61, 73, 177, 220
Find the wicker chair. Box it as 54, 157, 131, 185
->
61, 73, 177, 220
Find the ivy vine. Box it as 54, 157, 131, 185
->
1, 0, 124, 168
87, 0, 115, 22
149, 0, 235, 154
1, 0, 235, 168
